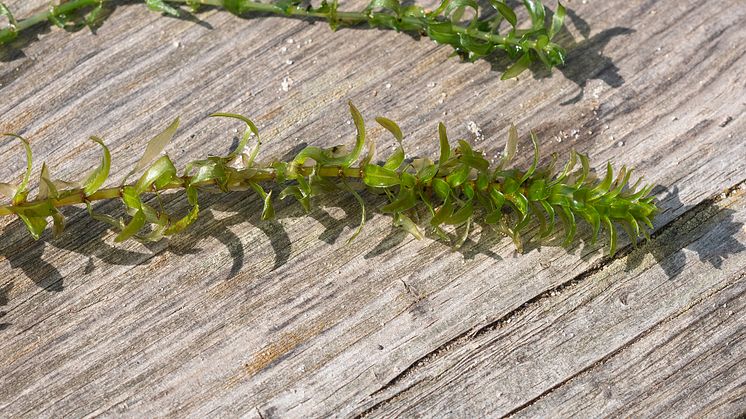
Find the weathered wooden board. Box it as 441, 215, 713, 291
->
0, 0, 744, 417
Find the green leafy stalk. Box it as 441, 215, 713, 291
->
0, 102, 657, 255
0, 0, 567, 78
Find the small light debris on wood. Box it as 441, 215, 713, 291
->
281, 76, 293, 92
466, 121, 484, 141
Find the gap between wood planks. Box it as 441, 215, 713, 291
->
357, 176, 746, 418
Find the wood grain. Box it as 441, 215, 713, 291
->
0, 0, 744, 417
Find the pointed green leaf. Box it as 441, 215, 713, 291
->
499, 124, 519, 170
363, 164, 400, 187
549, 1, 565, 39
438, 122, 451, 167
129, 117, 179, 180
0, 3, 17, 27
384, 147, 405, 171
249, 182, 274, 220
342, 179, 366, 243
344, 101, 367, 168
603, 216, 617, 256
116, 210, 146, 242
18, 214, 47, 240
378, 116, 406, 170
522, 0, 545, 29
135, 155, 177, 194
432, 178, 451, 200
489, 186, 505, 208
87, 202, 124, 230
146, 0, 180, 16
261, 190, 275, 220
574, 153, 590, 187
432, 195, 455, 226
38, 163, 57, 200
539, 200, 556, 237
550, 150, 576, 185
519, 132, 540, 184
2, 133, 32, 204
579, 206, 601, 244
165, 187, 199, 235
85, 2, 105, 28
209, 112, 260, 162
444, 201, 473, 225
489, 0, 516, 27
187, 158, 227, 186
280, 185, 311, 213
121, 186, 142, 211
558, 205, 576, 246
381, 188, 416, 213
508, 191, 529, 217
501, 53, 531, 80
51, 210, 65, 238
446, 164, 470, 188
82, 136, 111, 196
590, 162, 614, 196
375, 116, 403, 142
293, 102, 365, 168
457, 140, 489, 172
393, 213, 423, 240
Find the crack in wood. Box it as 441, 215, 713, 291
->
358, 177, 746, 417
498, 273, 745, 418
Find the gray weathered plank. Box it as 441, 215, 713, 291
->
0, 0, 744, 417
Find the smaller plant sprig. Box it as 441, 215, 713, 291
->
0, 0, 566, 79
0, 102, 657, 256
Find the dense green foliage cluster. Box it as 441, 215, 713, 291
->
0, 0, 566, 78
0, 103, 657, 255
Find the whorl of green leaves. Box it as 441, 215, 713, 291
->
0, 102, 657, 255
0, 0, 566, 79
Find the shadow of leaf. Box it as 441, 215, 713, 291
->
556, 26, 635, 105
624, 186, 745, 280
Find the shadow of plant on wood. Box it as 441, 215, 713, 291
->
3, 179, 741, 324
0, 188, 296, 290
491, 7, 635, 105
0, 0, 212, 63
0, 171, 512, 303
0, 282, 12, 331
624, 186, 745, 280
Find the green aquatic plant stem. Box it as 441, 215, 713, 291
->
0, 103, 658, 255
0, 0, 522, 46
0, 163, 529, 216
0, 0, 566, 78
0, 165, 360, 216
